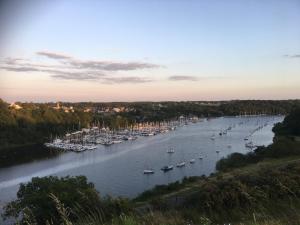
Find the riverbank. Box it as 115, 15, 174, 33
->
0, 144, 60, 168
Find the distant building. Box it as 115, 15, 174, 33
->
84, 108, 92, 112
53, 102, 61, 110
113, 107, 121, 113
9, 102, 23, 110
53, 102, 74, 113
63, 106, 74, 113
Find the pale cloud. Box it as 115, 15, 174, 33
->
102, 76, 153, 84
0, 51, 160, 83
36, 51, 160, 71
67, 59, 159, 71
0, 65, 104, 81
168, 75, 198, 81
168, 75, 231, 81
0, 66, 40, 72
36, 51, 72, 60
283, 54, 300, 58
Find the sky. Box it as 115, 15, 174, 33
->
0, 0, 299, 102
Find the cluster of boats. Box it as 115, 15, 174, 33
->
218, 125, 235, 136
44, 139, 97, 152
143, 148, 204, 174
211, 119, 272, 150
45, 117, 201, 151
45, 127, 177, 151
244, 122, 269, 149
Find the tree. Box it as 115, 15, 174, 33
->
4, 176, 101, 225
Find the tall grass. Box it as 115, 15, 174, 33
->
39, 194, 300, 225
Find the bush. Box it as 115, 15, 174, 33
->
3, 176, 131, 225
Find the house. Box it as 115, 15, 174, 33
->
84, 108, 92, 113
53, 102, 61, 110
9, 102, 23, 110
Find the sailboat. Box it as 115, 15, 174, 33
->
189, 159, 196, 164
167, 147, 175, 154
143, 169, 154, 174
161, 165, 174, 172
176, 161, 186, 168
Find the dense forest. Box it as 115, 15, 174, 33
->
0, 99, 300, 167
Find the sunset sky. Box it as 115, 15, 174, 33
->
0, 0, 299, 102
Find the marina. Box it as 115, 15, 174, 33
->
44, 117, 200, 152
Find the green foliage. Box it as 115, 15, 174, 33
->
216, 152, 259, 171
190, 162, 300, 222
134, 176, 201, 202
217, 136, 300, 172
273, 106, 300, 136
3, 176, 132, 225
135, 161, 300, 224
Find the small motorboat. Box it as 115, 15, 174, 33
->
103, 140, 113, 146
143, 169, 154, 174
87, 145, 97, 150
176, 162, 186, 167
199, 156, 203, 160
127, 136, 137, 141
216, 150, 220, 153
189, 159, 196, 164
161, 165, 174, 172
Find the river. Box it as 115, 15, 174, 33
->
0, 115, 283, 211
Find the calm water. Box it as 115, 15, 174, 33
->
0, 116, 283, 209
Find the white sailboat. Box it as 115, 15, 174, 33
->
143, 169, 154, 174
161, 165, 174, 172
189, 159, 196, 164
167, 147, 175, 154
176, 161, 186, 168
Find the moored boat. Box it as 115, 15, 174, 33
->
176, 162, 186, 167
161, 165, 173, 172
167, 148, 175, 154
143, 169, 154, 174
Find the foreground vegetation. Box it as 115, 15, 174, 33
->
4, 155, 300, 225
2, 107, 300, 224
